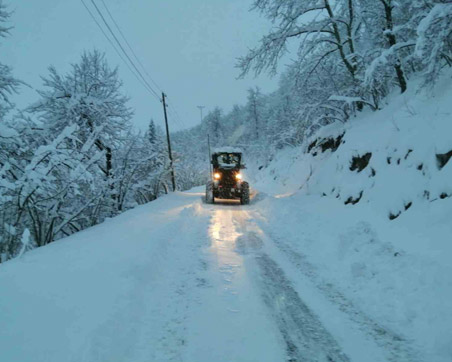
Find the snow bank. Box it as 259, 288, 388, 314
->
252, 71, 452, 362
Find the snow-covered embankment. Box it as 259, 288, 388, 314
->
251, 73, 452, 362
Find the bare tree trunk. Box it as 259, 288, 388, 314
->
85, 115, 117, 211
324, 0, 357, 78
253, 100, 259, 140
381, 0, 407, 93
94, 139, 116, 213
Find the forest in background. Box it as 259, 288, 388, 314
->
1, 0, 451, 262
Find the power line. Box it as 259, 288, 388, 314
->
82, 0, 195, 136
88, 0, 161, 101
99, 0, 163, 93
168, 99, 187, 127
167, 104, 185, 128
80, 1, 132, 80
94, 0, 191, 132
165, 94, 190, 130
80, 0, 159, 101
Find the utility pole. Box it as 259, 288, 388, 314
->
197, 105, 205, 123
161, 92, 176, 192
207, 133, 213, 179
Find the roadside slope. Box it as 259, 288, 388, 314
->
249, 73, 452, 362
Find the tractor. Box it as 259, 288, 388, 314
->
205, 149, 250, 205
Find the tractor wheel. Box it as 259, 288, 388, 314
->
240, 182, 250, 205
205, 181, 214, 204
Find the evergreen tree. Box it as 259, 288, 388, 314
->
147, 119, 157, 145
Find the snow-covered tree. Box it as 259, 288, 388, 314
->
147, 118, 158, 145
361, 0, 451, 93
131, 122, 171, 204
237, 0, 360, 81
205, 107, 223, 146
0, 2, 21, 118
361, 0, 414, 94
246, 87, 266, 141
0, 2, 25, 261
146, 119, 159, 145
113, 130, 162, 210
414, 2, 452, 87
1, 49, 138, 260
28, 50, 133, 215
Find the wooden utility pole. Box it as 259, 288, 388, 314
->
197, 105, 205, 123
161, 92, 176, 192
207, 133, 213, 179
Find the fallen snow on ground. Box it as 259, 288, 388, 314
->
0, 190, 288, 362
1, 187, 451, 361
0, 191, 394, 361
253, 193, 452, 362
0, 191, 209, 362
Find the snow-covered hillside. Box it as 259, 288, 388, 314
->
254, 73, 452, 213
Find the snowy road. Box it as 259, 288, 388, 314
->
0, 188, 427, 361
208, 205, 349, 362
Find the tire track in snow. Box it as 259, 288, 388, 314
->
189, 206, 287, 362
235, 228, 349, 362
253, 219, 421, 362
257, 253, 350, 362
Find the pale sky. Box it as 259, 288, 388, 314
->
3, 0, 284, 131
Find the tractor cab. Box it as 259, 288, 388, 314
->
206, 148, 250, 205
212, 152, 242, 169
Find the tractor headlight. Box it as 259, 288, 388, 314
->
235, 173, 242, 180
214, 172, 221, 180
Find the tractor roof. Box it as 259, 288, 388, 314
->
212, 147, 243, 155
